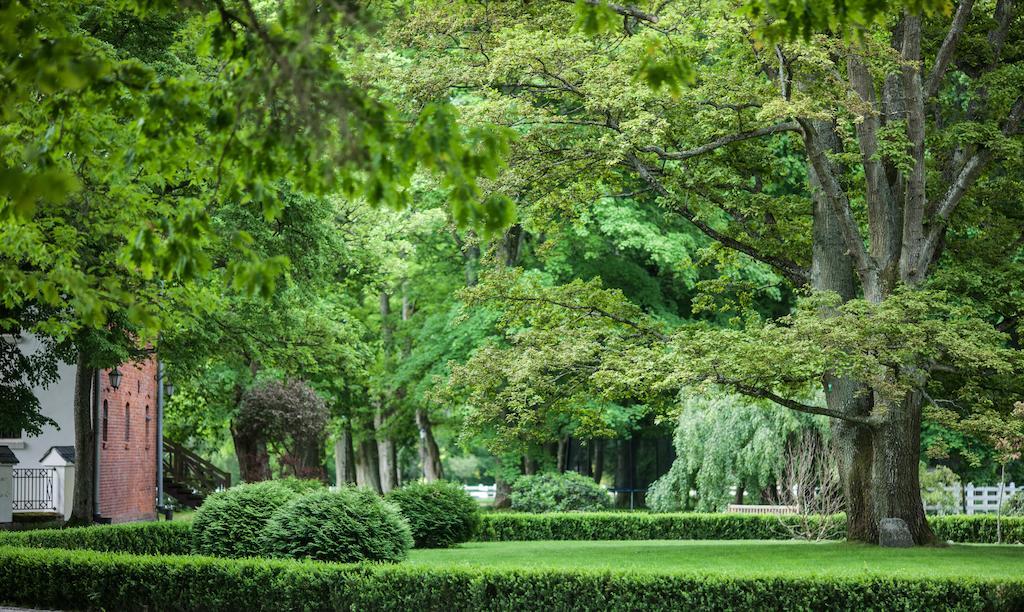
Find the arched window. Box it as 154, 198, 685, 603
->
102, 400, 109, 443
124, 402, 131, 442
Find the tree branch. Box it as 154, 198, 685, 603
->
558, 0, 660, 24
638, 122, 800, 160
926, 0, 976, 99
493, 294, 670, 341
625, 152, 810, 286
919, 96, 1024, 266
797, 118, 877, 293
717, 375, 879, 426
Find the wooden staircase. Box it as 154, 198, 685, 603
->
162, 438, 231, 509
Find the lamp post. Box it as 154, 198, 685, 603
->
108, 368, 122, 390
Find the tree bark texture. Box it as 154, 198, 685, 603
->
355, 437, 382, 493
334, 424, 356, 485
416, 408, 444, 481
70, 356, 96, 524
231, 422, 271, 483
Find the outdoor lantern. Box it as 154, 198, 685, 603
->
108, 367, 123, 390
163, 381, 175, 398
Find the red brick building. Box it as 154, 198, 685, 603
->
97, 360, 160, 522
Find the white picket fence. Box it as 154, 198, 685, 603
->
926, 482, 1020, 515
464, 484, 496, 501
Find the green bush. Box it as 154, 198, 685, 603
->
1003, 491, 1024, 516
387, 481, 481, 548
260, 488, 413, 562
0, 521, 191, 555
930, 514, 1024, 544
276, 476, 327, 495
509, 472, 611, 513
1, 545, 1021, 611
191, 480, 299, 558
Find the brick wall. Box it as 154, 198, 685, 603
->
98, 359, 158, 523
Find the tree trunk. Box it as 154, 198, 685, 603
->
734, 485, 745, 505
70, 355, 96, 524
806, 119, 934, 545
614, 437, 633, 507
355, 437, 382, 493
556, 436, 568, 473
523, 455, 538, 475
292, 435, 326, 482
374, 410, 398, 493
592, 439, 604, 484
416, 409, 444, 481
231, 422, 271, 483
334, 424, 356, 485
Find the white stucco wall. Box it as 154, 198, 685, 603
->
0, 334, 77, 469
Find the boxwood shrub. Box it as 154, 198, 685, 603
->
260, 488, 413, 562
1, 545, 1021, 611
191, 480, 300, 558
387, 481, 481, 548
509, 472, 611, 513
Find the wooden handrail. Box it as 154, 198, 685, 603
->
163, 437, 231, 496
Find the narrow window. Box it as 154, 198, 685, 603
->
145, 405, 151, 449
124, 402, 130, 442
102, 400, 109, 443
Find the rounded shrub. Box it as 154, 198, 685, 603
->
276, 477, 326, 495
260, 487, 413, 562
191, 480, 299, 558
387, 481, 481, 548
509, 472, 611, 513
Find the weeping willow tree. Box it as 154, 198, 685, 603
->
648, 392, 828, 512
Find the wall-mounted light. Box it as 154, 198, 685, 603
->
108, 368, 123, 390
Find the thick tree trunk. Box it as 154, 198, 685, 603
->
592, 439, 604, 484
355, 437, 382, 493
493, 478, 512, 509
416, 409, 444, 481
231, 422, 271, 482
734, 485, 745, 505
334, 424, 356, 485
70, 356, 96, 524
523, 455, 538, 475
806, 118, 933, 544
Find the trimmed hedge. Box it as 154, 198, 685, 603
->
478, 512, 841, 541
478, 513, 1024, 544
0, 545, 1021, 611
2, 513, 1021, 558
0, 521, 191, 555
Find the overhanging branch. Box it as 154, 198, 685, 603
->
638, 122, 800, 160
558, 0, 660, 24
717, 375, 880, 427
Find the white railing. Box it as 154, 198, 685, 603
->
463, 484, 496, 501
925, 482, 1019, 515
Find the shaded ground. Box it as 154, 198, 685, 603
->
405, 540, 1024, 579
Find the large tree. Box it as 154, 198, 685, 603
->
385, 0, 1023, 543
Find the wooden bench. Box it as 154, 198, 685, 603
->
726, 504, 798, 515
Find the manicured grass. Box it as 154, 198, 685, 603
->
406, 540, 1024, 579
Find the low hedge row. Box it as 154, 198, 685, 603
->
0, 521, 192, 554
1, 513, 1020, 557
477, 512, 1024, 543
1, 545, 1021, 611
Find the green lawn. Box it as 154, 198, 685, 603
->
405, 540, 1024, 579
